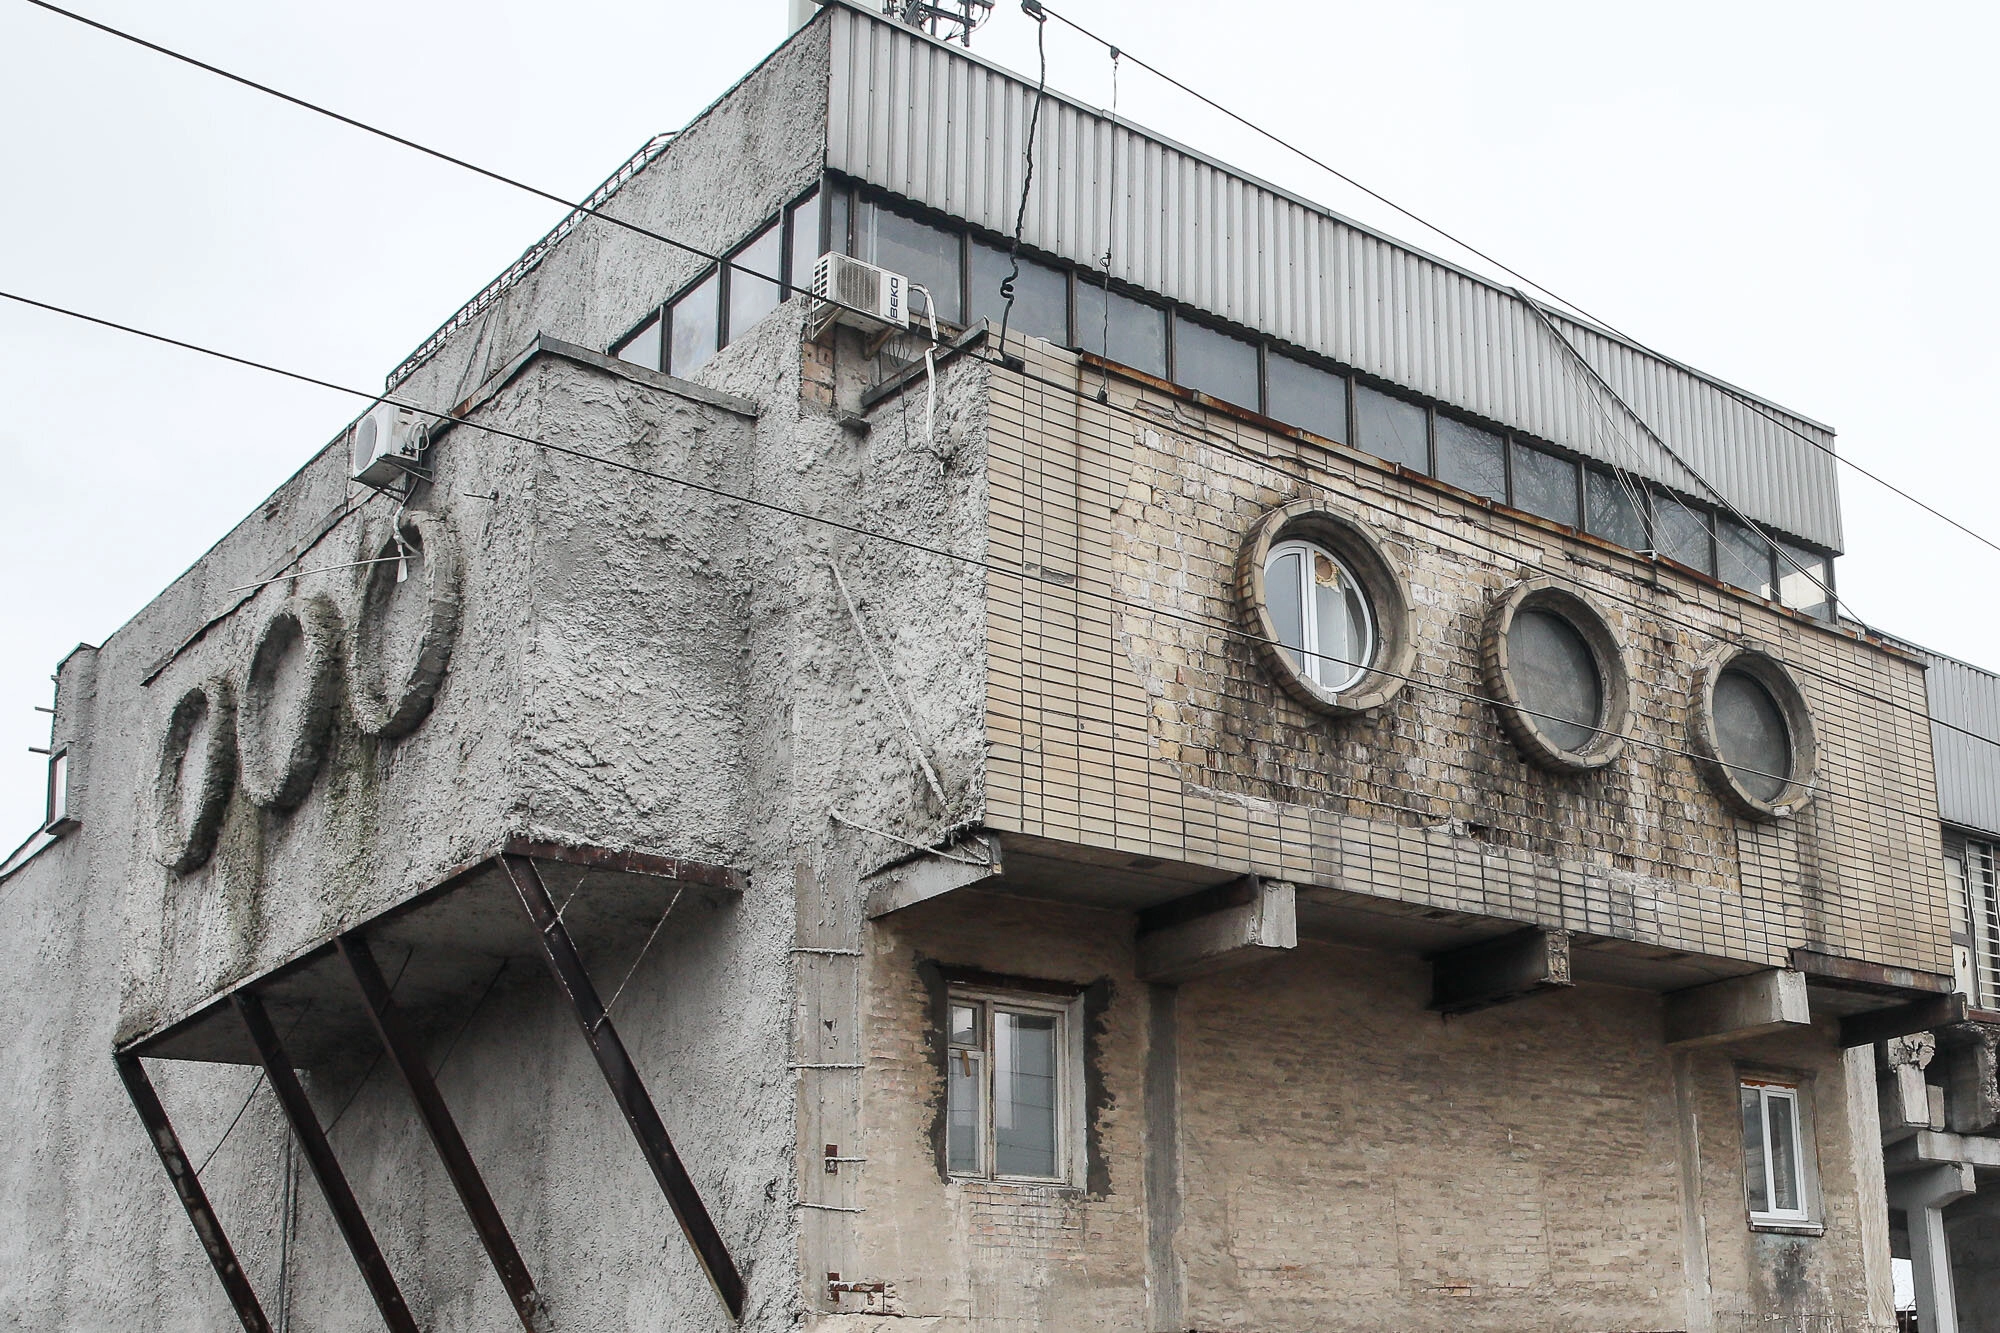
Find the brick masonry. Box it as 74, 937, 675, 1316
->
980, 342, 1951, 977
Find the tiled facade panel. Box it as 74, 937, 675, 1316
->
981, 344, 1949, 974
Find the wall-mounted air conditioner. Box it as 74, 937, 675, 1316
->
812, 253, 907, 330
350, 403, 431, 487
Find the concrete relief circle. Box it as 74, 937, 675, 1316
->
1480, 578, 1631, 774
154, 678, 238, 874
347, 510, 462, 740
1690, 643, 1818, 821
238, 595, 343, 810
1234, 499, 1414, 717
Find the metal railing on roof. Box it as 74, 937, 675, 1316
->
384, 130, 678, 391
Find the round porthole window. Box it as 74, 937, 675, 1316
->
1263, 540, 1375, 694
1235, 500, 1414, 717
1693, 646, 1816, 818
1480, 579, 1630, 773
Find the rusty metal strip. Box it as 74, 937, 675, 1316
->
337, 934, 552, 1333
232, 991, 419, 1333
498, 852, 746, 1320
113, 1053, 272, 1332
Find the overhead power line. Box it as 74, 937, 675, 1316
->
0, 283, 1961, 828
1027, 0, 2000, 565
28, 0, 2000, 568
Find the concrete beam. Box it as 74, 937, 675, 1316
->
1941, 1024, 2000, 1135
1136, 878, 1296, 984
865, 835, 1003, 918
1886, 1130, 2000, 1173
1664, 969, 1811, 1047
1840, 993, 1969, 1048
1428, 927, 1573, 1017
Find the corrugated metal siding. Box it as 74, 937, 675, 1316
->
825, 5, 1843, 551
1922, 651, 2000, 839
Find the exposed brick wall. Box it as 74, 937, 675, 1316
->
841, 900, 1878, 1331
981, 343, 1950, 976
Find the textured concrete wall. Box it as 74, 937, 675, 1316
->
983, 341, 1949, 976
1947, 1189, 2000, 1333
836, 895, 1888, 1331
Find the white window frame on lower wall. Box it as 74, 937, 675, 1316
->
1945, 834, 2000, 1008
1739, 1072, 1821, 1232
944, 985, 1085, 1187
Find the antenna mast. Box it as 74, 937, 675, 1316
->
886, 0, 994, 46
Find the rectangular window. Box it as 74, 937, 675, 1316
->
1740, 1078, 1809, 1224
726, 220, 784, 344
1652, 492, 1715, 574
1074, 280, 1167, 380
944, 988, 1078, 1183
1434, 415, 1507, 503
45, 749, 71, 831
668, 268, 720, 376
1173, 316, 1259, 409
1716, 515, 1774, 598
1511, 442, 1579, 526
1773, 539, 1832, 620
1585, 469, 1648, 551
1957, 840, 2000, 1008
787, 189, 822, 295
856, 201, 963, 326
1353, 383, 1429, 473
1264, 352, 1347, 443
614, 309, 664, 373
967, 240, 1069, 346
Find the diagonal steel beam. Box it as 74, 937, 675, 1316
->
337, 933, 553, 1333
114, 1052, 272, 1333
498, 852, 746, 1319
232, 990, 419, 1333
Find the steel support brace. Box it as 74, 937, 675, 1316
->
337, 935, 553, 1333
498, 852, 747, 1320
233, 991, 419, 1333
114, 1053, 272, 1333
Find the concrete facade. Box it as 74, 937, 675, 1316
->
2, 6, 1981, 1332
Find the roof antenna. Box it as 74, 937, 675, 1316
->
889, 0, 996, 46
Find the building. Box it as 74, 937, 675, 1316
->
2, 3, 1990, 1329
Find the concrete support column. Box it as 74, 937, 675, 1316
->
1891, 1162, 1977, 1333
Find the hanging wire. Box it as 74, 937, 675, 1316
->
1095, 43, 1120, 403
995, 1, 1050, 366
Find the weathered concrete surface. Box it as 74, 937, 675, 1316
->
1667, 969, 1814, 1047
1947, 1187, 2000, 1333
838, 894, 1895, 1332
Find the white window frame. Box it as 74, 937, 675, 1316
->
1951, 838, 2000, 1008
1264, 538, 1376, 694
1741, 1076, 1813, 1227
944, 986, 1084, 1187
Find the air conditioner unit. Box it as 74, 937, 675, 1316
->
812, 252, 907, 330
350, 403, 430, 487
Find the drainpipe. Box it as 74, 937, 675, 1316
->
1890, 1162, 1975, 1333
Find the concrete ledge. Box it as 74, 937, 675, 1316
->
1136, 877, 1296, 984
1664, 969, 1811, 1047
1886, 1130, 2000, 1172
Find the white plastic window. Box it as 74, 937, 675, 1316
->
1740, 1078, 1809, 1224
945, 990, 1077, 1183
1264, 539, 1375, 694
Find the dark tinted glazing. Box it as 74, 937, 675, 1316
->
1174, 316, 1258, 408
1716, 516, 1774, 597
1435, 416, 1506, 502
1353, 384, 1428, 472
787, 190, 821, 295
858, 203, 962, 325
1511, 443, 1578, 526
1714, 668, 1790, 802
1585, 470, 1647, 550
1510, 607, 1602, 753
968, 241, 1068, 345
1074, 280, 1167, 379
1264, 352, 1347, 442
1653, 493, 1714, 573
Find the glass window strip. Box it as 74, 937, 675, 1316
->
1744, 1081, 1808, 1223
1973, 841, 2000, 1008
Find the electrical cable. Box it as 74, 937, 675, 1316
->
994, 0, 1049, 366
0, 285, 1947, 827
26, 0, 2000, 577
191, 1001, 316, 1179
323, 945, 415, 1137
1026, 0, 2000, 566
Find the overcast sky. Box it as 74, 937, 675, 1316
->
2, 0, 1995, 838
